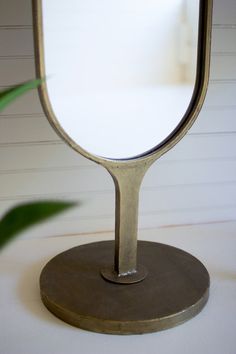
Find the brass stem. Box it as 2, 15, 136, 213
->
107, 164, 150, 276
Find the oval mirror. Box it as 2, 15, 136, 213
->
37, 0, 200, 159
33, 0, 212, 335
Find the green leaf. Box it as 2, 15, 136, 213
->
0, 79, 43, 112
0, 201, 76, 249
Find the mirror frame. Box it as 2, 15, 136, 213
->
32, 0, 213, 169
32, 0, 213, 284
32, 1, 213, 334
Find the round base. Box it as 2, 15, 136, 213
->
40, 241, 210, 334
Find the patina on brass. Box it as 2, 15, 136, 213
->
32, 0, 213, 334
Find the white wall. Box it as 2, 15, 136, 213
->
0, 0, 236, 238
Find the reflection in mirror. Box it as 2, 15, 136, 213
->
42, 0, 199, 159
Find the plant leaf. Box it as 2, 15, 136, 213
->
0, 79, 43, 112
0, 201, 76, 249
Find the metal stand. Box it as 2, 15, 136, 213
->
34, 0, 212, 335
40, 165, 209, 334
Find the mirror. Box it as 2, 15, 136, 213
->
40, 0, 199, 159
33, 0, 212, 335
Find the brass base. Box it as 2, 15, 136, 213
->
40, 241, 210, 334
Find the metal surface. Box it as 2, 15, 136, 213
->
108, 164, 150, 280
32, 0, 213, 333
40, 241, 210, 335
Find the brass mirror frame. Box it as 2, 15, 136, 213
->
32, 0, 213, 334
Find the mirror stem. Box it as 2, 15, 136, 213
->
101, 163, 151, 284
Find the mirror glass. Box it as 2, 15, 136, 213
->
41, 0, 200, 159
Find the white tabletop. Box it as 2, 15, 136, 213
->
0, 222, 236, 354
